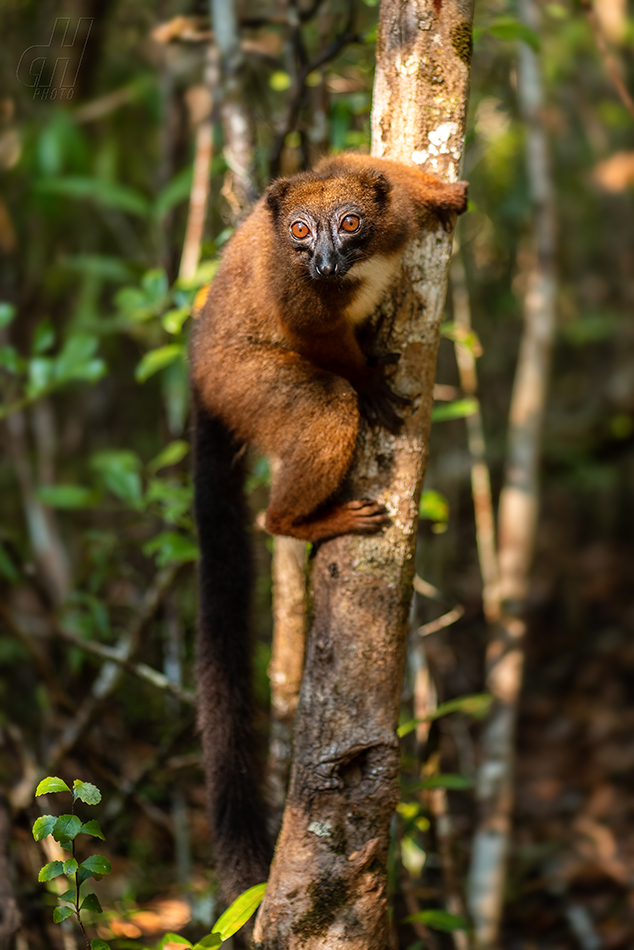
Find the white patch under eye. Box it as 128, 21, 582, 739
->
342, 253, 401, 324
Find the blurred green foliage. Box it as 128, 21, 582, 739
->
1, 0, 633, 946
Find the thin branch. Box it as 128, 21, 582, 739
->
45, 563, 182, 770
417, 605, 465, 638
6, 409, 71, 605
580, 0, 634, 122
179, 50, 218, 281
269, 0, 360, 174
413, 574, 443, 601
52, 623, 196, 705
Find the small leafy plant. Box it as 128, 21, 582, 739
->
33, 776, 267, 950
33, 776, 111, 949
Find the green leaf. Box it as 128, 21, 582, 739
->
36, 776, 71, 796
145, 479, 192, 526
419, 490, 449, 523
162, 306, 191, 335
486, 18, 540, 50
440, 321, 482, 357
160, 936, 193, 949
63, 857, 79, 875
53, 334, 106, 385
59, 889, 75, 901
401, 835, 427, 877
141, 268, 169, 305
404, 909, 471, 932
81, 820, 105, 839
32, 815, 57, 841
431, 399, 479, 422
193, 936, 222, 950
91, 940, 111, 950
78, 854, 112, 885
416, 774, 474, 790
211, 882, 267, 940
148, 440, 190, 474
32, 318, 56, 354
36, 485, 100, 509
0, 302, 16, 328
26, 356, 55, 397
432, 693, 493, 720
80, 892, 103, 913
38, 861, 64, 882
91, 450, 143, 507
53, 905, 75, 923
143, 530, 199, 567
398, 693, 493, 737
52, 814, 82, 842
36, 176, 150, 217
135, 344, 184, 383
73, 780, 102, 805
0, 344, 23, 374
115, 285, 155, 322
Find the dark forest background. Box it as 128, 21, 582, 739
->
0, 0, 633, 947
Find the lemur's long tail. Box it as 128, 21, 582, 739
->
193, 397, 272, 901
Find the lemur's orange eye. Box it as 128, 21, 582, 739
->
341, 214, 360, 233
291, 221, 310, 239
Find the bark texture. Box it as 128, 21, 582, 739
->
253, 2, 474, 947
268, 536, 308, 829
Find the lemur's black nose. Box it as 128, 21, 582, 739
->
316, 262, 335, 277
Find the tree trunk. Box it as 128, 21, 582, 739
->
467, 0, 557, 943
253, 2, 474, 947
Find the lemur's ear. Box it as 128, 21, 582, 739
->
359, 168, 392, 206
265, 178, 292, 218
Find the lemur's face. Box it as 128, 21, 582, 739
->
265, 168, 394, 282
285, 203, 368, 281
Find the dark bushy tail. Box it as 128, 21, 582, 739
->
193, 398, 272, 901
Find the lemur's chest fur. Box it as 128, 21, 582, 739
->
342, 252, 402, 325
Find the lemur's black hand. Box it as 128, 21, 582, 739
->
357, 370, 411, 434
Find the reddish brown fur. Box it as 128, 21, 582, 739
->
190, 153, 467, 542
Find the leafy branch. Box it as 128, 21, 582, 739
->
33, 777, 111, 950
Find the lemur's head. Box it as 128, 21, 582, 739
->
265, 165, 406, 283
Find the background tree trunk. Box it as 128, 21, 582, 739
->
253, 2, 474, 946
467, 0, 557, 943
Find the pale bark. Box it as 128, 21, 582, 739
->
467, 0, 557, 943
209, 0, 258, 212
6, 409, 70, 606
179, 53, 217, 282
267, 537, 308, 827
253, 1, 474, 945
